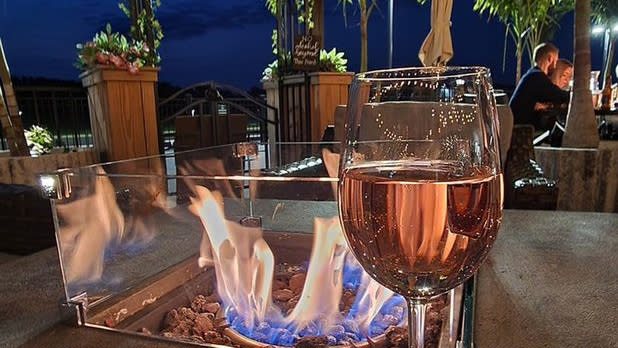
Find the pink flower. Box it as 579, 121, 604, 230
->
96, 51, 109, 65
109, 54, 125, 69
127, 62, 139, 74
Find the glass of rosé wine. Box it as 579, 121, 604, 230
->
338, 67, 503, 348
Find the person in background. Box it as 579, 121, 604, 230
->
535, 58, 573, 111
549, 59, 573, 90
509, 43, 570, 129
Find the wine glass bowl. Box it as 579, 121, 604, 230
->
338, 67, 503, 347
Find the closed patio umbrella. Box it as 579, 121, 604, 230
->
418, 0, 454, 66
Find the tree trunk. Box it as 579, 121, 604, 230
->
142, 0, 156, 66
0, 38, 29, 156
312, 0, 324, 49
515, 39, 523, 83
360, 0, 368, 72
562, 0, 599, 148
129, 0, 140, 40
602, 35, 615, 92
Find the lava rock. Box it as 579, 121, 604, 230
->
385, 326, 408, 348
193, 314, 214, 336
289, 273, 306, 294
273, 288, 294, 302
273, 279, 287, 290
294, 335, 329, 348
190, 295, 209, 313
203, 302, 221, 314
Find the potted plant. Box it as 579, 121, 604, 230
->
75, 1, 163, 161
24, 125, 54, 157
262, 47, 353, 142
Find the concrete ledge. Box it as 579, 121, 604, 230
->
535, 141, 618, 212
7, 210, 617, 348
0, 148, 98, 186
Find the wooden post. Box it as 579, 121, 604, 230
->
80, 66, 160, 161
0, 37, 29, 156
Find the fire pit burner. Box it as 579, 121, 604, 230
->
155, 269, 450, 348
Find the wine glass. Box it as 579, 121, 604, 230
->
338, 67, 503, 348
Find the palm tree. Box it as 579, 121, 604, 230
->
339, 0, 380, 72
474, 0, 573, 82
0, 38, 29, 156
562, 0, 600, 148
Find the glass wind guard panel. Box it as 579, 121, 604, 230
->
48, 142, 340, 310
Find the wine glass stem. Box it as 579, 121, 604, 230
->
407, 299, 427, 348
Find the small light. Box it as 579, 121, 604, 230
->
614, 24, 618, 32
40, 176, 56, 189
419, 286, 431, 293
592, 26, 606, 35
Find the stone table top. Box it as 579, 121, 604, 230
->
1, 210, 616, 348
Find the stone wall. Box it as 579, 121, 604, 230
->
535, 141, 618, 212
0, 149, 98, 186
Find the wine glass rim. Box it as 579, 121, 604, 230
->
355, 66, 490, 81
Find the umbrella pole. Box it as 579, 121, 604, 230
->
388, 0, 393, 68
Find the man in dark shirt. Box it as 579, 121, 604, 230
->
509, 43, 570, 128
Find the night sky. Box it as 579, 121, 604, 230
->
0, 0, 606, 90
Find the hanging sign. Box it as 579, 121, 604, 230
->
292, 35, 320, 71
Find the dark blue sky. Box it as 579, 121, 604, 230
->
0, 0, 606, 89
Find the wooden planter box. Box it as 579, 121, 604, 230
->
263, 72, 353, 142
80, 66, 160, 161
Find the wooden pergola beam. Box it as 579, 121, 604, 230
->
0, 37, 29, 156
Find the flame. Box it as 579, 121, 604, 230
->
57, 167, 125, 283
347, 269, 395, 334
190, 185, 404, 343
285, 217, 346, 328
56, 166, 167, 284
189, 186, 276, 328
411, 183, 447, 264
187, 149, 404, 345
179, 158, 240, 199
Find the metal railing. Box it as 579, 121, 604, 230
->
0, 85, 92, 151
1, 82, 276, 153
158, 81, 278, 151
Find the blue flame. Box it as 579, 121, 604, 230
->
226, 254, 406, 346
342, 254, 363, 290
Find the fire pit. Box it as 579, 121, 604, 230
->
39, 142, 471, 348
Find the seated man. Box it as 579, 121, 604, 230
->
509, 43, 570, 129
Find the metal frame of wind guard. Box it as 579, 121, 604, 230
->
37, 142, 477, 348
